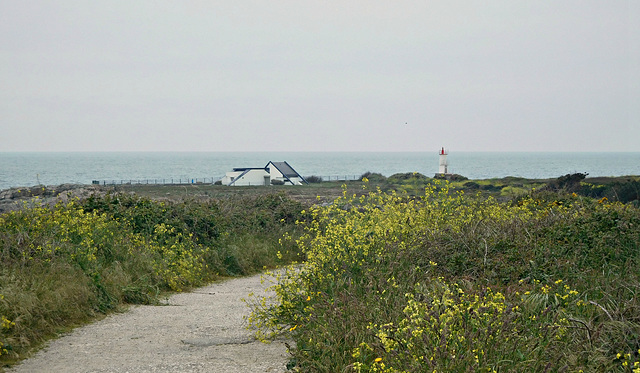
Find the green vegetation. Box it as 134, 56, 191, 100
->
0, 192, 304, 367
1, 172, 639, 371
249, 179, 640, 372
305, 176, 324, 184
366, 172, 639, 205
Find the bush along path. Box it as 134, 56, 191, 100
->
249, 181, 640, 372
0, 192, 304, 369
6, 272, 290, 373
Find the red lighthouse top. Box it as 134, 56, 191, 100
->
440, 147, 446, 155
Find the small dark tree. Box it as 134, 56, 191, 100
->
547, 173, 588, 192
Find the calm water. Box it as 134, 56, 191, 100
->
1, 152, 639, 190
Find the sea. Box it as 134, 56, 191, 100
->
1, 152, 639, 191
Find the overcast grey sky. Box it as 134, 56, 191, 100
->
1, 1, 638, 152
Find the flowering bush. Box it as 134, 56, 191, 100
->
0, 191, 304, 363
250, 182, 640, 372
148, 223, 208, 291
0, 294, 14, 357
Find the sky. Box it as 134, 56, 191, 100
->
1, 1, 639, 152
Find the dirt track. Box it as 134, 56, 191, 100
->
7, 273, 289, 373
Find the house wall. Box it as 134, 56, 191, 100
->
222, 169, 269, 186
233, 169, 269, 186
288, 177, 304, 185
268, 164, 284, 180
221, 171, 242, 185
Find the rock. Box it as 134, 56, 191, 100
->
0, 184, 104, 214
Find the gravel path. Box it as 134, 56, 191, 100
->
7, 273, 289, 373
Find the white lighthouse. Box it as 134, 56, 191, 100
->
438, 147, 449, 175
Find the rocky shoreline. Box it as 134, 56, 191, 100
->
0, 184, 103, 214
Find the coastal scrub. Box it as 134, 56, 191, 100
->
0, 192, 304, 365
249, 181, 640, 372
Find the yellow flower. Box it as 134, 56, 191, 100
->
374, 357, 382, 363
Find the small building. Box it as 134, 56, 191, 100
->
220, 161, 308, 186
435, 147, 450, 177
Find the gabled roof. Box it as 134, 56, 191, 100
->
266, 161, 308, 185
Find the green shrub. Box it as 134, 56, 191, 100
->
463, 181, 480, 189
0, 191, 304, 365
249, 182, 640, 372
359, 172, 387, 182
546, 172, 588, 192
387, 172, 429, 182
305, 176, 323, 183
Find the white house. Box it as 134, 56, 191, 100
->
220, 161, 308, 186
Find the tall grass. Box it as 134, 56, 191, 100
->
0, 192, 304, 366
249, 182, 640, 372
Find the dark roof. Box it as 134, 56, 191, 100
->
232, 167, 265, 172
269, 162, 298, 177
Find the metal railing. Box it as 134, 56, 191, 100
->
316, 175, 361, 182
94, 174, 363, 186
95, 177, 220, 186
